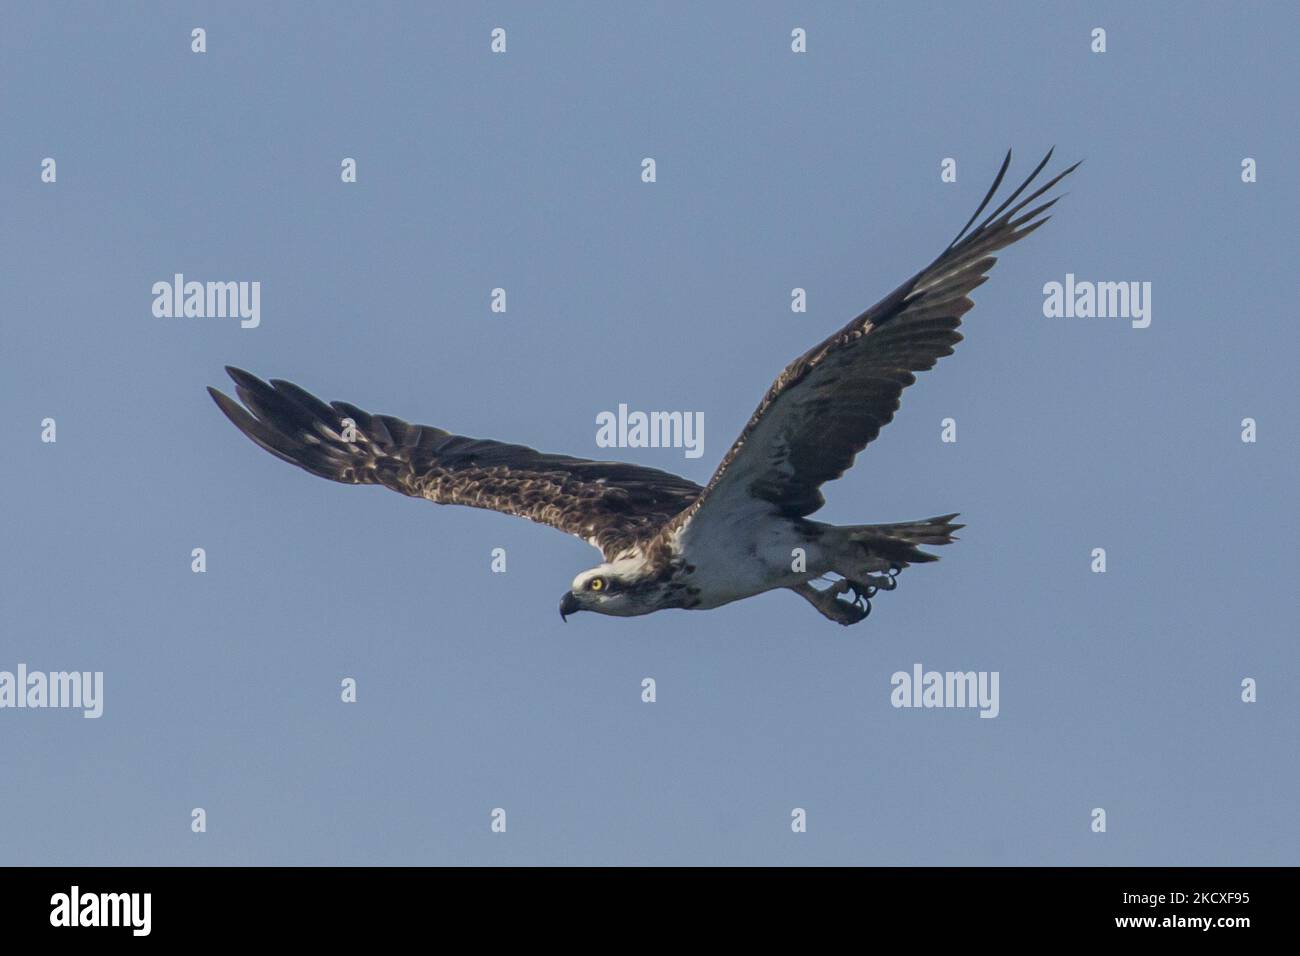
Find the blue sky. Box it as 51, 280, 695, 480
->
1, 1, 1296, 865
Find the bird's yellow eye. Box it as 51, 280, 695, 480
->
589, 577, 606, 592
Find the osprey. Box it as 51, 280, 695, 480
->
210, 151, 1076, 626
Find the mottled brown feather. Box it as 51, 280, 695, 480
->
209, 368, 702, 561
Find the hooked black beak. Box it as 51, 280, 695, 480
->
559, 592, 580, 621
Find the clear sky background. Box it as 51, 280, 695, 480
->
2, 2, 1296, 865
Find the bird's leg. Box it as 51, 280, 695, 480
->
791, 581, 870, 626
826, 576, 881, 619
792, 566, 904, 626
830, 564, 903, 617
834, 577, 874, 611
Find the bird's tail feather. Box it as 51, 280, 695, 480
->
837, 513, 963, 566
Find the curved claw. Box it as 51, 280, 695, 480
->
846, 584, 873, 616
874, 566, 901, 591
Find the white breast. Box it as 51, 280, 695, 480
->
674, 510, 815, 608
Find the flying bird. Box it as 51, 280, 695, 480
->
210, 151, 1077, 625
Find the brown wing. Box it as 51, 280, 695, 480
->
208, 368, 702, 561
683, 150, 1078, 527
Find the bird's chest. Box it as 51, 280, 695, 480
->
674, 516, 810, 608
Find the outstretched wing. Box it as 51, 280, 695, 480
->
208, 368, 702, 561
681, 150, 1078, 532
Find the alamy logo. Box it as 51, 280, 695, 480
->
1042, 273, 1151, 328
151, 273, 261, 328
50, 886, 150, 936
890, 663, 999, 718
595, 403, 704, 459
0, 664, 103, 718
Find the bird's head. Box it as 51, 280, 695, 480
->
560, 564, 667, 620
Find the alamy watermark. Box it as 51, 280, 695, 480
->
1042, 273, 1151, 329
595, 404, 704, 459
50, 886, 150, 936
0, 664, 103, 718
152, 273, 260, 328
890, 663, 999, 718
